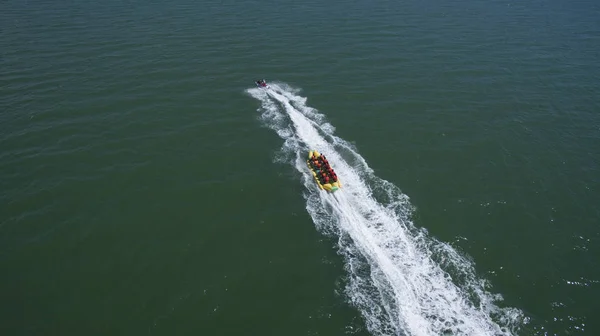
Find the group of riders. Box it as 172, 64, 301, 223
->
255, 79, 267, 87
309, 154, 338, 185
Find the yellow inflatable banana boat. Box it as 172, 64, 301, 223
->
307, 150, 341, 192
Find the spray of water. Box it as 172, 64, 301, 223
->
247, 82, 524, 336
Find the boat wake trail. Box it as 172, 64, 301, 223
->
247, 83, 524, 336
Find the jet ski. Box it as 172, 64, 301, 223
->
307, 150, 341, 192
255, 79, 269, 88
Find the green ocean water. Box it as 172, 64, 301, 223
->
2, 0, 599, 335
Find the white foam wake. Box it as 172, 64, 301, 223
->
247, 82, 524, 336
